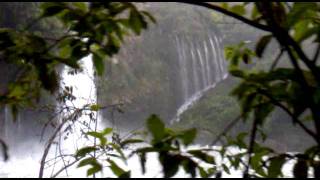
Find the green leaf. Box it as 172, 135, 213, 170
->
76, 146, 97, 157
119, 171, 131, 178
251, 152, 268, 176
146, 114, 165, 142
222, 164, 230, 174
87, 131, 107, 146
73, 2, 88, 12
188, 150, 215, 164
129, 9, 147, 35
286, 2, 318, 28
8, 85, 25, 98
160, 154, 181, 178
293, 21, 319, 43
110, 143, 126, 162
59, 44, 72, 58
41, 3, 65, 17
120, 139, 144, 147
182, 159, 197, 178
251, 5, 261, 20
199, 166, 209, 178
90, 104, 101, 111
178, 128, 197, 146
230, 5, 246, 16
87, 162, 102, 176
135, 147, 157, 154
235, 132, 248, 149
141, 11, 156, 23
255, 35, 272, 58
93, 53, 105, 76
101, 128, 113, 136
107, 159, 128, 177
78, 157, 96, 168
267, 155, 286, 178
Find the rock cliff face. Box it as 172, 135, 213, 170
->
96, 3, 228, 131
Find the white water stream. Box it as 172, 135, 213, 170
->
172, 34, 228, 122
0, 45, 303, 178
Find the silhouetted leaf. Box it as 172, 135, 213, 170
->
107, 159, 128, 177
87, 131, 107, 146
182, 159, 197, 178
110, 143, 126, 162
147, 114, 165, 142
76, 146, 97, 158
87, 162, 102, 176
255, 35, 272, 58
199, 166, 209, 178
41, 3, 65, 17
267, 155, 286, 178
188, 150, 215, 164
293, 157, 308, 178
160, 154, 181, 178
178, 128, 197, 146
78, 157, 96, 168
129, 9, 147, 35
120, 139, 144, 147
222, 164, 230, 174
313, 161, 320, 178
141, 11, 156, 23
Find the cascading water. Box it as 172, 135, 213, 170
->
0, 32, 298, 180
0, 56, 105, 178
172, 33, 228, 122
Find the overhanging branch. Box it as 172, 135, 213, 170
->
179, 2, 272, 32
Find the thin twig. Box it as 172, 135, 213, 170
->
243, 113, 259, 178
210, 115, 242, 146
270, 48, 284, 71
313, 43, 320, 63
39, 111, 78, 178
51, 159, 79, 178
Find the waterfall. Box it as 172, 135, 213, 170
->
0, 56, 104, 178
172, 33, 228, 122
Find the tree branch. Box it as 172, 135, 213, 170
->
243, 114, 259, 178
210, 115, 242, 146
51, 159, 79, 178
39, 118, 69, 178
270, 48, 284, 71
257, 89, 320, 144
313, 43, 320, 63
179, 2, 272, 32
